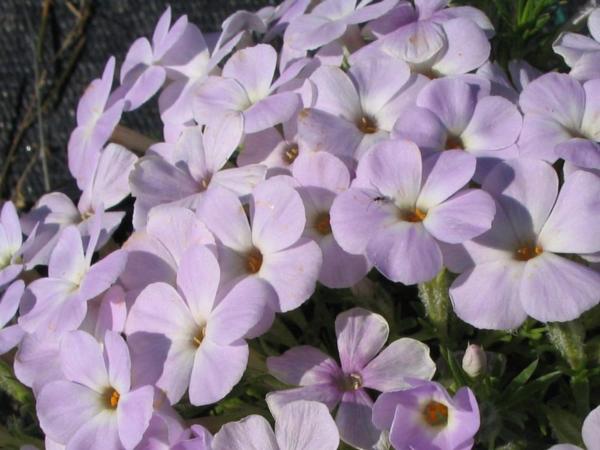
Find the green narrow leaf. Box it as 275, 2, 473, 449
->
545, 408, 584, 447
504, 359, 539, 394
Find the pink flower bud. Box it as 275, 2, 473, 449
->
462, 344, 487, 378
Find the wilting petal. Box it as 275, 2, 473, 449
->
450, 259, 527, 330
521, 253, 600, 322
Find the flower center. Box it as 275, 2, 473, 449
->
399, 207, 427, 223
245, 248, 263, 274
341, 373, 363, 391
357, 116, 378, 134
282, 144, 300, 165
422, 400, 448, 427
106, 389, 120, 409
192, 326, 206, 347
445, 134, 464, 150
515, 244, 543, 261
198, 174, 212, 192
314, 212, 332, 236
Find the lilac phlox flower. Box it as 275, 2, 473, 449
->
446, 159, 600, 329
0, 201, 26, 288
68, 57, 124, 189
356, 1, 491, 78
303, 55, 427, 160
0, 280, 25, 354
197, 179, 322, 314
330, 140, 496, 284
267, 307, 436, 449
548, 405, 600, 450
130, 113, 266, 229
259, 0, 312, 42
283, 0, 399, 52
291, 152, 370, 288
193, 44, 304, 133
125, 245, 275, 405
14, 284, 128, 396
117, 7, 208, 112
553, 8, 600, 82
19, 214, 128, 334
37, 331, 154, 450
518, 73, 600, 173
392, 77, 523, 181
212, 400, 339, 450
21, 143, 136, 267
367, 0, 494, 39
372, 379, 480, 450
120, 206, 214, 299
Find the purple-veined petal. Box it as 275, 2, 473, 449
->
335, 390, 380, 450
212, 415, 278, 450
275, 400, 339, 450
267, 345, 342, 386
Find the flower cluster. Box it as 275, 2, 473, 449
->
1, 1, 599, 449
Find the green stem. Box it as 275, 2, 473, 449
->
418, 269, 450, 342
547, 320, 586, 371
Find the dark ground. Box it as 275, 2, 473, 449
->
0, 0, 276, 206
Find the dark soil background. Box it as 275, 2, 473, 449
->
0, 0, 276, 206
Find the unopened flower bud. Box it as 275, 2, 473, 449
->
462, 344, 487, 378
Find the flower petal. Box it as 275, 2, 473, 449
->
267, 345, 342, 386
335, 390, 380, 450
213, 415, 278, 450
275, 400, 339, 450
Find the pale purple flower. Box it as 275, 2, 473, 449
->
553, 8, 600, 82
212, 400, 339, 450
193, 44, 302, 133
392, 77, 522, 181
518, 73, 600, 172
283, 0, 398, 51
291, 152, 370, 288
22, 144, 136, 267
130, 114, 266, 228
367, 0, 494, 39
37, 331, 154, 450
446, 159, 600, 329
14, 284, 128, 395
0, 201, 25, 288
372, 379, 480, 450
356, 6, 491, 78
125, 245, 275, 405
303, 55, 427, 160
548, 405, 600, 450
0, 280, 25, 354
267, 307, 435, 449
196, 179, 322, 313
120, 205, 214, 297
117, 7, 208, 112
68, 57, 124, 189
19, 216, 127, 334
330, 140, 495, 284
